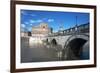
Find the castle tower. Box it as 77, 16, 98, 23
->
31, 22, 52, 37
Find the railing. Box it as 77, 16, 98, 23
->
48, 23, 89, 37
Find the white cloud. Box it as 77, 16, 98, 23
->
21, 11, 28, 15
25, 22, 29, 24
29, 19, 43, 25
30, 20, 35, 23
21, 24, 26, 28
36, 20, 43, 23
21, 11, 25, 14
30, 24, 33, 26
48, 19, 54, 22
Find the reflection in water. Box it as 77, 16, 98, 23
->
29, 37, 62, 50
29, 37, 43, 44
21, 37, 63, 63
21, 37, 89, 63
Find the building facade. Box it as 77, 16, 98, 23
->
31, 23, 52, 37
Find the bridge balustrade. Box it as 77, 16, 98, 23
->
48, 23, 89, 37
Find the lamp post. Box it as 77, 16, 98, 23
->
75, 16, 78, 34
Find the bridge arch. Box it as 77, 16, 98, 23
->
51, 38, 57, 46
62, 35, 89, 60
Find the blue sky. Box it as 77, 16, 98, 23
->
21, 9, 89, 32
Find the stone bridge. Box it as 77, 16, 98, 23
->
45, 23, 89, 60
47, 33, 89, 48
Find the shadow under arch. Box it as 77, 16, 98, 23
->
62, 35, 89, 60
51, 39, 57, 46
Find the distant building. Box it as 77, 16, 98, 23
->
21, 22, 52, 37
31, 23, 52, 37
21, 31, 28, 37
30, 23, 52, 44
21, 31, 31, 37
